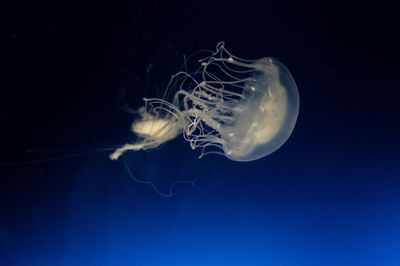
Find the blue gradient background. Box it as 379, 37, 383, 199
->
2, 1, 400, 265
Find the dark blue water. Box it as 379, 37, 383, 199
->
2, 1, 400, 265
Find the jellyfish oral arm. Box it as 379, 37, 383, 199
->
109, 116, 182, 160
109, 142, 149, 160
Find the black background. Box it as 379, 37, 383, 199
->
1, 1, 400, 265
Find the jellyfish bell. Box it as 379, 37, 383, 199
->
219, 57, 300, 161
110, 42, 299, 162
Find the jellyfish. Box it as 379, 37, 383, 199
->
110, 42, 299, 162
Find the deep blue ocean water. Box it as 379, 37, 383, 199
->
1, 1, 400, 265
